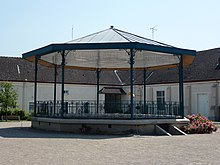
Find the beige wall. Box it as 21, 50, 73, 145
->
147, 81, 220, 120
13, 82, 34, 112
13, 82, 106, 112
11, 80, 220, 120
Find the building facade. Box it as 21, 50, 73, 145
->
1, 47, 220, 120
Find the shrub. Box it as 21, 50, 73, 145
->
181, 114, 218, 134
12, 109, 26, 120
0, 109, 12, 115
25, 112, 33, 121
1, 109, 27, 120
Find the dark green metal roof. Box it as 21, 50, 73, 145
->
22, 26, 196, 70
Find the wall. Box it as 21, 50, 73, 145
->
13, 82, 34, 111
13, 82, 148, 112
121, 85, 143, 103
10, 80, 220, 120
147, 81, 220, 121
13, 82, 105, 112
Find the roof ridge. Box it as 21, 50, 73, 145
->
66, 26, 175, 47
112, 28, 132, 42
115, 28, 173, 47
198, 47, 220, 53
67, 28, 110, 43
0, 56, 21, 59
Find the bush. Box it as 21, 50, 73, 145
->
181, 114, 218, 134
12, 109, 27, 120
0, 109, 27, 120
0, 109, 12, 115
25, 112, 33, 121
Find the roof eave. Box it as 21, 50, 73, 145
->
22, 42, 196, 60
136, 43, 196, 56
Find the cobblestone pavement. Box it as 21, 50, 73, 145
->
0, 121, 220, 165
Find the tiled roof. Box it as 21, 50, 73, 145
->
0, 56, 121, 85
1, 47, 220, 85
134, 48, 220, 84
115, 48, 220, 85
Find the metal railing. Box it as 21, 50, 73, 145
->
29, 100, 181, 119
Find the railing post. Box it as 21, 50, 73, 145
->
34, 56, 38, 117
179, 55, 184, 118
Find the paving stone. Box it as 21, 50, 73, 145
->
0, 121, 220, 165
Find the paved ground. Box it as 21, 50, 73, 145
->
0, 121, 220, 165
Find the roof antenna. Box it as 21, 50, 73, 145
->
149, 25, 157, 40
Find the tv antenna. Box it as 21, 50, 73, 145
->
149, 25, 157, 40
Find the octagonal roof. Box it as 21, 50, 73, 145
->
22, 26, 196, 70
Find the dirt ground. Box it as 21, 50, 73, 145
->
0, 121, 220, 165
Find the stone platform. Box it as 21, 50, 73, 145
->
31, 117, 189, 135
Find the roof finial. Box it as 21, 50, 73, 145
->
110, 25, 114, 29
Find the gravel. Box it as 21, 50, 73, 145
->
0, 121, 220, 165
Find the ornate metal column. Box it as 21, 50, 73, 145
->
179, 55, 184, 118
53, 64, 57, 115
96, 69, 101, 114
34, 56, 38, 117
130, 49, 135, 119
61, 51, 65, 117
143, 68, 146, 113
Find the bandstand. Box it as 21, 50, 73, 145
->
22, 26, 196, 135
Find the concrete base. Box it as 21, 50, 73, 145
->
31, 117, 189, 135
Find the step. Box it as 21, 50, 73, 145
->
157, 124, 187, 136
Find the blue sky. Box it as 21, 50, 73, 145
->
1, 0, 220, 57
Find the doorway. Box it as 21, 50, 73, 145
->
105, 94, 121, 113
197, 93, 209, 117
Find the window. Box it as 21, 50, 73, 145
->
29, 102, 34, 112
157, 91, 165, 110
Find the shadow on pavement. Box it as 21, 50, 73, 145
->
0, 126, 133, 139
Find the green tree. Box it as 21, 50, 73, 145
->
0, 82, 18, 111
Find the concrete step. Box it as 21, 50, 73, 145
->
155, 124, 172, 136
157, 124, 187, 136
